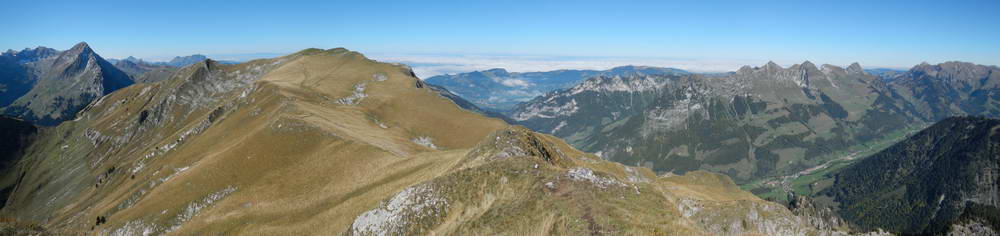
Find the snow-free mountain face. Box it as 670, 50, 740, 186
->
0, 48, 850, 235
511, 61, 1000, 185
0, 42, 134, 126
888, 61, 1000, 120
424, 66, 689, 112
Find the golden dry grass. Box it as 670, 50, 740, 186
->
3, 48, 830, 235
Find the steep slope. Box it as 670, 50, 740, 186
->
0, 116, 37, 209
1, 42, 134, 126
512, 61, 922, 183
1, 48, 845, 235
820, 116, 1000, 234
425, 66, 689, 111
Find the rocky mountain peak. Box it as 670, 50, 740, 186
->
797, 61, 820, 73
68, 42, 92, 54
52, 42, 98, 68
847, 62, 864, 74
764, 61, 783, 71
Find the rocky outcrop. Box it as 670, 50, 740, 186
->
787, 192, 854, 232
460, 126, 569, 168
948, 219, 998, 236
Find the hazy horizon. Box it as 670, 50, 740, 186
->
4, 0, 997, 77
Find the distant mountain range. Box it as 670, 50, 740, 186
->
112, 57, 178, 83
508, 61, 1000, 185
424, 66, 689, 111
108, 54, 241, 68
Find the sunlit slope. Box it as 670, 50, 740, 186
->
2, 48, 507, 234
348, 126, 849, 235
4, 48, 842, 235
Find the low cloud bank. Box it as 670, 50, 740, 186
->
369, 53, 758, 79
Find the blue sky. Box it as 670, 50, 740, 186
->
3, 0, 998, 75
